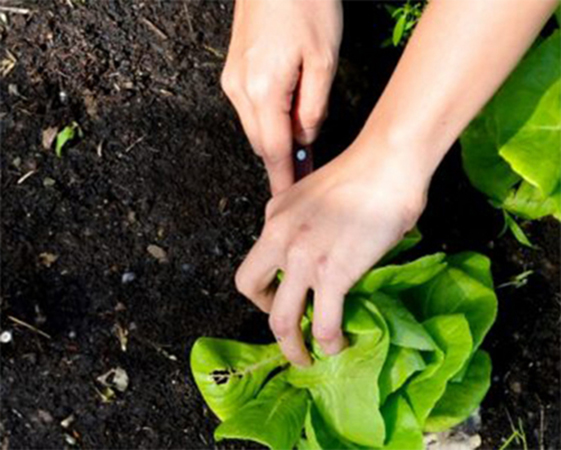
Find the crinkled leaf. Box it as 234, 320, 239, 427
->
304, 403, 366, 450
381, 395, 424, 450
379, 346, 426, 404
215, 373, 308, 450
288, 306, 390, 448
404, 315, 473, 425
403, 253, 497, 353
502, 179, 561, 221
447, 252, 494, 290
461, 30, 561, 220
351, 253, 447, 296
368, 292, 436, 350
342, 296, 387, 336
425, 350, 492, 432
190, 338, 284, 420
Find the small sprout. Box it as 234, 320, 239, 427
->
55, 122, 83, 158
500, 211, 533, 248
497, 270, 534, 290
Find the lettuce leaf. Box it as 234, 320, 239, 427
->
461, 30, 561, 220
190, 338, 284, 420
215, 373, 309, 450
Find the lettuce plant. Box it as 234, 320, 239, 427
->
190, 251, 498, 449
461, 28, 560, 222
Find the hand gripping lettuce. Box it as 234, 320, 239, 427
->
190, 250, 497, 450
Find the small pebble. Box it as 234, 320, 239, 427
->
37, 409, 53, 424
510, 381, 522, 394
0, 330, 13, 344
147, 244, 168, 263
121, 271, 136, 284
60, 414, 75, 429
68, 331, 76, 339
43, 177, 56, 187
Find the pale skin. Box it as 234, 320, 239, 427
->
221, 0, 559, 366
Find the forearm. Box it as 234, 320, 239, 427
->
358, 0, 558, 177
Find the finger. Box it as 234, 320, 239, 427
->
235, 236, 282, 313
245, 67, 298, 195
292, 56, 336, 145
269, 269, 312, 367
257, 104, 294, 195
312, 283, 347, 356
221, 68, 265, 154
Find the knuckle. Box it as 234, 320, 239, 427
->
269, 314, 294, 338
313, 323, 341, 343
234, 269, 251, 298
311, 53, 337, 73
263, 217, 286, 245
245, 74, 274, 103
260, 147, 289, 166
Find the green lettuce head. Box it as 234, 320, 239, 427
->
190, 251, 497, 450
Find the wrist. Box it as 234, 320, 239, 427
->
349, 118, 445, 190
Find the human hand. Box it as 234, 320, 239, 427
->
221, 0, 343, 194
234, 133, 431, 366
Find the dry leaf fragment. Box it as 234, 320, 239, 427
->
147, 244, 168, 263
39, 252, 58, 267
96, 367, 129, 392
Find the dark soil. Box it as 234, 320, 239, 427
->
1, 1, 559, 449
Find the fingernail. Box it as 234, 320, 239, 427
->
294, 127, 317, 146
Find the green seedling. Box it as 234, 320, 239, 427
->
55, 121, 83, 158
461, 29, 561, 223
497, 270, 533, 290
498, 417, 528, 450
191, 250, 498, 449
499, 211, 533, 248
384, 1, 425, 47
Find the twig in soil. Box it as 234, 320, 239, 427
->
7, 315, 51, 339
141, 18, 168, 40
124, 136, 145, 153
182, 1, 195, 42
16, 170, 36, 185
0, 6, 31, 15
202, 44, 225, 59
96, 141, 103, 158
